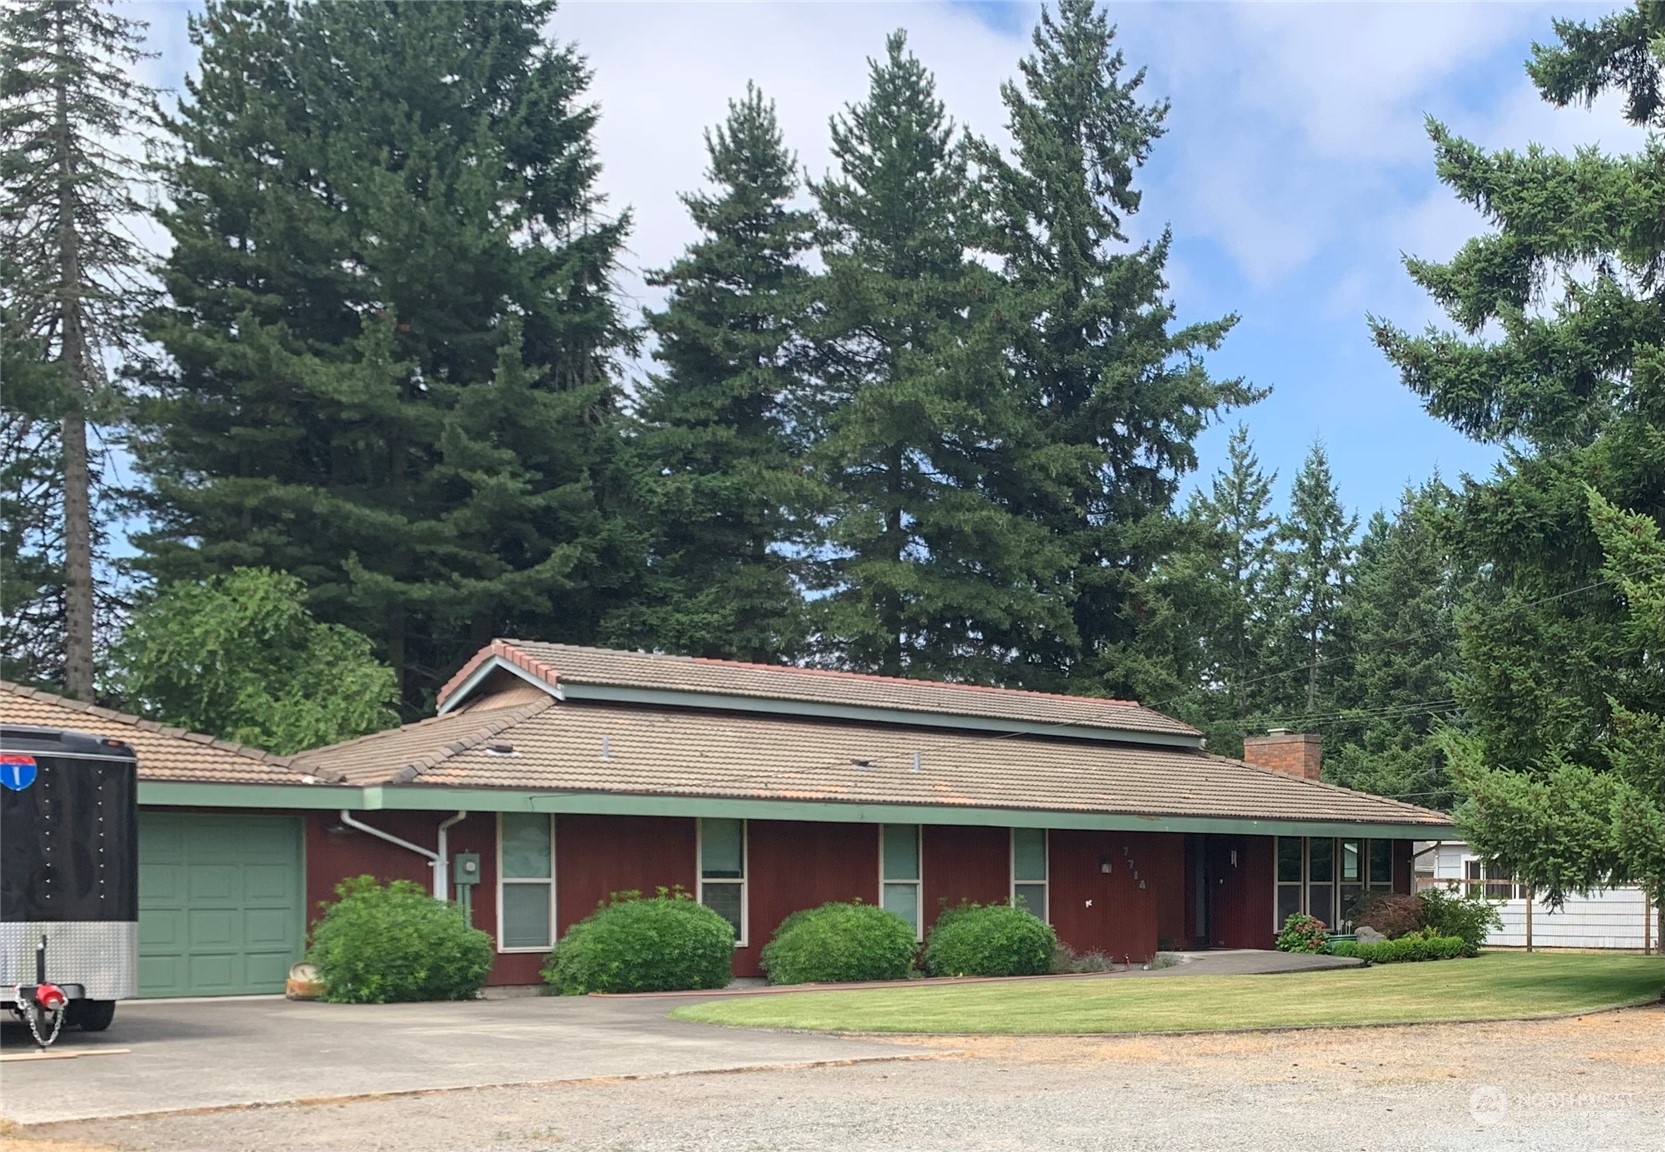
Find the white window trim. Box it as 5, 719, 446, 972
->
1010, 827, 1049, 923
879, 824, 924, 942
696, 817, 749, 948
496, 812, 557, 953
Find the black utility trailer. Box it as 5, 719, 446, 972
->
1, 725, 139, 1045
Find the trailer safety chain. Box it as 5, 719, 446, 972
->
12, 987, 64, 1049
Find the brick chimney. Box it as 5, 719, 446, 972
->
1242, 729, 1322, 781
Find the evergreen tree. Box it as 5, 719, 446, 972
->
804, 32, 1073, 682
0, 0, 157, 697
983, 0, 1259, 694
1371, 2, 1665, 901
1188, 425, 1282, 729
1326, 480, 1464, 806
131, 0, 637, 712
606, 85, 813, 663
1270, 443, 1357, 719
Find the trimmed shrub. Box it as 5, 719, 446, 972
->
1418, 886, 1503, 956
923, 903, 1057, 978
1329, 931, 1466, 964
1275, 912, 1329, 953
308, 876, 493, 1004
761, 902, 917, 985
1352, 892, 1424, 939
543, 889, 735, 995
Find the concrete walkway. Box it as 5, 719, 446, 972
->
0, 995, 930, 1125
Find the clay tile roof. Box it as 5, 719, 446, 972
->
0, 681, 341, 785
438, 640, 1202, 739
300, 697, 554, 785
301, 698, 1452, 829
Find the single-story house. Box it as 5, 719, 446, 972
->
1, 641, 1452, 996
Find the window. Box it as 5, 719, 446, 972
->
1011, 828, 1048, 920
498, 813, 555, 951
1307, 837, 1335, 926
1339, 838, 1364, 922
1368, 839, 1394, 892
1276, 837, 1304, 927
881, 825, 922, 940
698, 818, 747, 945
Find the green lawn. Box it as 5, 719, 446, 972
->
672, 952, 1664, 1035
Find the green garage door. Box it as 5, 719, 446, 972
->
138, 813, 304, 997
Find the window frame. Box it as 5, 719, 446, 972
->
879, 824, 924, 942
696, 817, 749, 948
1010, 827, 1049, 923
495, 812, 557, 954
1275, 836, 1306, 932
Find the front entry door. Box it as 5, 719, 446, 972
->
1204, 836, 1250, 948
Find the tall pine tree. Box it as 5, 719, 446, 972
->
806, 32, 1073, 682
1270, 443, 1357, 720
0, 0, 156, 696
983, 0, 1258, 695
1371, 1, 1665, 902
132, 0, 637, 712
1325, 480, 1464, 806
606, 84, 813, 663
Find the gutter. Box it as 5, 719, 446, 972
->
338, 809, 468, 901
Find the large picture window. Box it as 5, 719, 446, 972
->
1011, 828, 1048, 921
1276, 837, 1400, 931
880, 824, 922, 940
498, 813, 555, 951
698, 818, 747, 945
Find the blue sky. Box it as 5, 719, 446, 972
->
131, 0, 1642, 524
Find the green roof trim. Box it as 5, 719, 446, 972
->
138, 780, 1450, 840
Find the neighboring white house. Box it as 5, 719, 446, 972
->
1415, 841, 1658, 951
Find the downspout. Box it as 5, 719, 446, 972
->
339, 810, 468, 901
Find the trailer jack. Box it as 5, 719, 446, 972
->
9, 935, 67, 1049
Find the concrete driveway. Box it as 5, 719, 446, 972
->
0, 994, 926, 1125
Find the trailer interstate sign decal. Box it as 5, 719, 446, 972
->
0, 753, 39, 790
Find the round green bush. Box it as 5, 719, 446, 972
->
760, 901, 917, 985
308, 875, 494, 1004
543, 890, 735, 995
923, 903, 1057, 978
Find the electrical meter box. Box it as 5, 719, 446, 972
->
452, 853, 481, 887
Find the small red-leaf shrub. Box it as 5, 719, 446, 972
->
1352, 892, 1424, 939
1275, 913, 1329, 953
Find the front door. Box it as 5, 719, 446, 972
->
1203, 835, 1251, 948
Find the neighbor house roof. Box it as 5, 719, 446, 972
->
438, 639, 1202, 742
0, 682, 337, 785
301, 691, 1451, 830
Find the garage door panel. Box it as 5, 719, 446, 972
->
186, 954, 239, 994
245, 950, 294, 987
139, 955, 183, 997
138, 813, 302, 998
187, 864, 237, 903
140, 863, 184, 904
244, 863, 297, 902
187, 908, 237, 948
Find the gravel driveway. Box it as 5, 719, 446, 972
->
11, 1005, 1660, 1152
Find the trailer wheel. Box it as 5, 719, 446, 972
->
70, 1000, 116, 1032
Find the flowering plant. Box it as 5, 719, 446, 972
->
1275, 912, 1330, 953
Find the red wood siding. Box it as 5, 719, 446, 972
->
1146, 834, 1187, 950
921, 824, 1011, 933
1241, 836, 1276, 949
1046, 830, 1178, 962
555, 814, 698, 930
304, 810, 444, 925
736, 820, 879, 978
